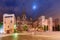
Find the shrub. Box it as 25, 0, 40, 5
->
23, 25, 28, 31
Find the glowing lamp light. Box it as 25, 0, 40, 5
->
14, 24, 16, 29
0, 25, 4, 33
12, 33, 18, 38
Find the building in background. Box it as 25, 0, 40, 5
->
16, 11, 33, 32
54, 18, 60, 26
53, 18, 60, 31
3, 14, 15, 33
37, 16, 53, 32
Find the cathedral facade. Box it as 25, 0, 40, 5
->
16, 12, 33, 32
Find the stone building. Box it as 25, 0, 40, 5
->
36, 16, 53, 32
3, 14, 15, 33
16, 11, 33, 31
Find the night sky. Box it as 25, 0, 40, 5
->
0, 0, 60, 21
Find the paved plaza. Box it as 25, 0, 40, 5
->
0, 32, 60, 40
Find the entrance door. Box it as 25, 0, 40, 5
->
7, 30, 10, 34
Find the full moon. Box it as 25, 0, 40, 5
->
33, 5, 36, 10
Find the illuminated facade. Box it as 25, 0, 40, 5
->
2, 13, 59, 32
3, 14, 15, 33
38, 16, 45, 27
44, 19, 48, 26
16, 13, 33, 31
38, 16, 53, 31
48, 17, 53, 31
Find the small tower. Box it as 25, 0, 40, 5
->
22, 12, 27, 21
48, 17, 53, 31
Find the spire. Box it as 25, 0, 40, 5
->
21, 2, 26, 21
22, 2, 26, 15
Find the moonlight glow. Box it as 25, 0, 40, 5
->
33, 5, 36, 10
